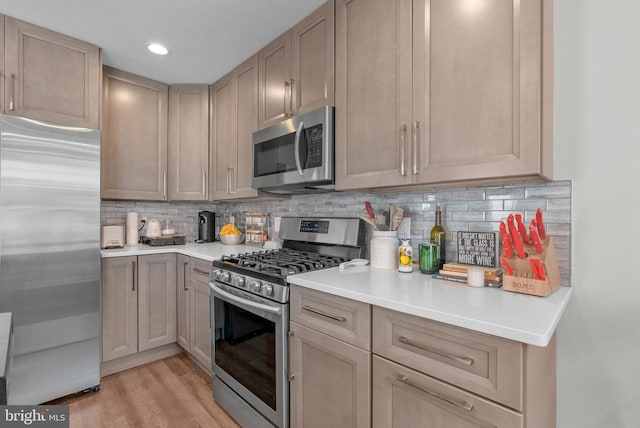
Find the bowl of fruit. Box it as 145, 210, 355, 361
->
219, 223, 245, 245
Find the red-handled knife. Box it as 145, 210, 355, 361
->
499, 221, 513, 259
515, 213, 529, 244
529, 220, 543, 253
509, 220, 527, 259
530, 258, 541, 279
500, 256, 513, 276
536, 208, 547, 240
364, 202, 377, 226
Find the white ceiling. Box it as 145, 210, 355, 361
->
0, 0, 326, 84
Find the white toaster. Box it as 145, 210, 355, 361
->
101, 225, 125, 249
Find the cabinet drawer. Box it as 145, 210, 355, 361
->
372, 306, 523, 410
290, 285, 370, 350
190, 258, 212, 285
373, 355, 522, 428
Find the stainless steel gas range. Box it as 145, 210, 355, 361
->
209, 217, 366, 428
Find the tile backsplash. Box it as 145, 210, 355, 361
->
102, 180, 572, 286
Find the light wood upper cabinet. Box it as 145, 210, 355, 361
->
211, 54, 259, 200
4, 17, 100, 129
101, 67, 168, 200
102, 256, 138, 362
137, 254, 176, 352
168, 84, 209, 200
336, 0, 552, 190
259, 0, 335, 129
291, 0, 335, 116
335, 0, 413, 190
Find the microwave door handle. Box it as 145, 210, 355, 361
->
294, 121, 305, 176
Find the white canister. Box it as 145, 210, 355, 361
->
126, 212, 139, 246
370, 231, 399, 269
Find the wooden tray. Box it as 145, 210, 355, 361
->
501, 236, 561, 297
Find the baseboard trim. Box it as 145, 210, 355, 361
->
101, 343, 183, 377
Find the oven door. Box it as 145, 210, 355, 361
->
210, 281, 288, 428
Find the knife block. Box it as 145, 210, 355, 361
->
501, 236, 561, 297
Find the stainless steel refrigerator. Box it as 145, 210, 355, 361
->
0, 114, 100, 404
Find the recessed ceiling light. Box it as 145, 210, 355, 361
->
146, 43, 169, 56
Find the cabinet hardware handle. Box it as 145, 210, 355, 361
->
230, 167, 236, 194
163, 170, 167, 199
396, 374, 474, 412
192, 267, 210, 276
202, 170, 206, 197
288, 373, 296, 382
132, 260, 137, 291
398, 336, 474, 366
400, 124, 407, 176
226, 168, 231, 194
183, 261, 189, 291
284, 80, 291, 117
289, 78, 295, 116
9, 74, 16, 111
413, 121, 420, 175
302, 305, 347, 322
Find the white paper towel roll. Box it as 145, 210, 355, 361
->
126, 212, 139, 246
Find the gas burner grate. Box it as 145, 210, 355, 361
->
219, 249, 347, 278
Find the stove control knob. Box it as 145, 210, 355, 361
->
262, 284, 274, 296
250, 280, 262, 293
234, 276, 246, 288
221, 271, 231, 282
215, 270, 225, 281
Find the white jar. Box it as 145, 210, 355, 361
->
370, 231, 399, 269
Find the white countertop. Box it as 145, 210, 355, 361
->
101, 242, 257, 262
288, 266, 572, 347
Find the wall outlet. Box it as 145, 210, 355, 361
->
274, 216, 282, 232
229, 215, 235, 225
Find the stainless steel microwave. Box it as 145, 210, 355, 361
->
252, 105, 334, 194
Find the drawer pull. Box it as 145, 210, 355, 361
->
192, 267, 210, 276
396, 374, 474, 412
398, 336, 474, 366
302, 305, 347, 322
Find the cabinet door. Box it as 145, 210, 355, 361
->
190, 279, 212, 369
289, 321, 370, 428
4, 17, 100, 129
413, 0, 551, 183
373, 356, 522, 428
101, 67, 168, 200
259, 32, 291, 129
210, 74, 235, 200
137, 254, 177, 352
232, 54, 260, 199
335, 0, 413, 190
102, 257, 138, 362
291, 0, 335, 115
168, 84, 209, 200
176, 255, 190, 351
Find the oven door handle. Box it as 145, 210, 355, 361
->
294, 120, 305, 176
211, 283, 282, 315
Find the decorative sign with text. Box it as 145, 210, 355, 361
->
457, 231, 498, 267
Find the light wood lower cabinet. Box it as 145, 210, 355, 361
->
176, 255, 212, 370
372, 356, 522, 428
289, 322, 370, 428
289, 285, 371, 428
102, 254, 176, 362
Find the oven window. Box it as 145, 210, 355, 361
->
214, 298, 276, 410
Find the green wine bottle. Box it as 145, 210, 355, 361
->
430, 204, 445, 269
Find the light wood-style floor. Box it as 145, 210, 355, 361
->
49, 353, 240, 428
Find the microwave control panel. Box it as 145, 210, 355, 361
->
305, 125, 323, 168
